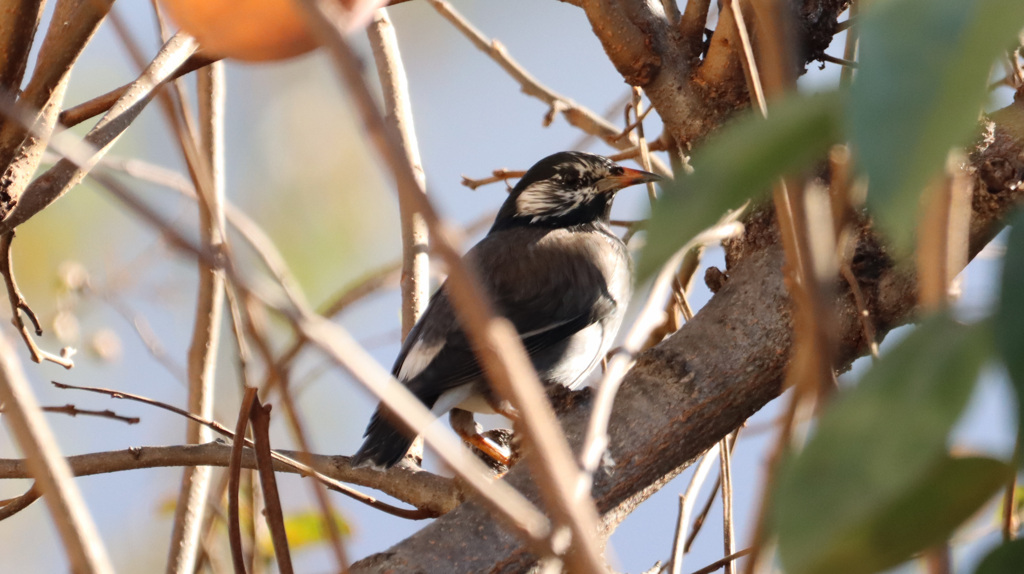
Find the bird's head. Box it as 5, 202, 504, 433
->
491, 151, 663, 231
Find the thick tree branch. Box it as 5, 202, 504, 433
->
347, 103, 1024, 573
580, 0, 849, 151
0, 0, 114, 216
0, 0, 44, 99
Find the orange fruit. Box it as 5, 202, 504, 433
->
160, 0, 384, 62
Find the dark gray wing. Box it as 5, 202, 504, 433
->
394, 225, 622, 404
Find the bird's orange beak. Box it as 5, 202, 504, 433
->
600, 167, 665, 192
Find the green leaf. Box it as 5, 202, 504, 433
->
849, 0, 1024, 254
976, 538, 1024, 574
996, 210, 1024, 459
638, 91, 843, 280
774, 315, 995, 574
793, 456, 1011, 574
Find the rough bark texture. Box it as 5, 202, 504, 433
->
581, 0, 849, 150
349, 102, 1024, 573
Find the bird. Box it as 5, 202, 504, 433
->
351, 151, 663, 469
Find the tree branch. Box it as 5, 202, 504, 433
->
0, 0, 114, 216
0, 334, 114, 573
166, 60, 226, 574
0, 442, 463, 517
347, 103, 1024, 573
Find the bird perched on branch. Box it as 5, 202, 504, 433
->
352, 151, 663, 469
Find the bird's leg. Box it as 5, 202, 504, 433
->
449, 408, 512, 468
486, 396, 520, 422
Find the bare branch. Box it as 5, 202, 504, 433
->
0, 232, 74, 368
718, 435, 735, 574
670, 445, 719, 574
249, 397, 296, 574
0, 484, 41, 521
0, 442, 462, 517
0, 0, 114, 214
0, 32, 199, 236
429, 0, 670, 175
58, 54, 218, 128
0, 0, 45, 98
368, 8, 430, 338
36, 404, 140, 424
228, 388, 257, 574
0, 335, 114, 573
691, 549, 753, 574
167, 60, 226, 574
48, 381, 445, 519
461, 169, 526, 190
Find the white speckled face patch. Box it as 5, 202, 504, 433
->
514, 157, 612, 222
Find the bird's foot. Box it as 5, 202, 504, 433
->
450, 408, 513, 471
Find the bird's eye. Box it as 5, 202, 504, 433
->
563, 173, 581, 189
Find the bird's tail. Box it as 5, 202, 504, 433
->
351, 407, 418, 469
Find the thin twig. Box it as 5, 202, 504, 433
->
840, 0, 859, 87
820, 53, 858, 68
239, 292, 350, 569
50, 381, 433, 520
228, 388, 257, 574
461, 169, 526, 190
719, 435, 735, 574
1002, 438, 1020, 541
670, 445, 720, 574
368, 8, 430, 339
249, 397, 295, 574
686, 432, 740, 553
58, 54, 218, 128
690, 548, 753, 574
577, 210, 745, 500
0, 484, 41, 521
224, 282, 254, 388
36, 404, 139, 424
631, 87, 659, 205
427, 0, 671, 176
0, 335, 114, 573
0, 441, 462, 517
0, 232, 74, 367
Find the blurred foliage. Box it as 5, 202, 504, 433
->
996, 210, 1024, 455
637, 0, 1024, 571
976, 538, 1024, 573
257, 510, 351, 556
850, 0, 1024, 254
773, 315, 1003, 574
639, 91, 842, 280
